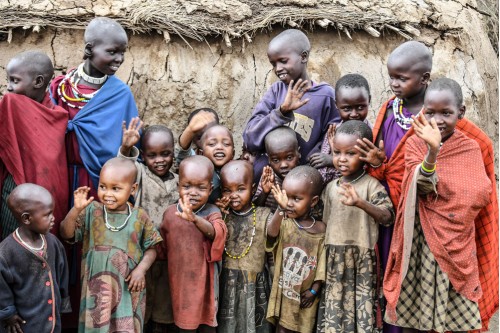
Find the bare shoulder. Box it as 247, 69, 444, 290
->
311, 220, 326, 234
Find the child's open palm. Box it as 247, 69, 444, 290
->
271, 184, 288, 210
175, 195, 196, 222
411, 112, 441, 150
73, 187, 94, 211
121, 117, 143, 149
338, 183, 360, 206
215, 196, 230, 215
189, 111, 217, 133
326, 123, 337, 151
355, 138, 386, 166
260, 166, 275, 193
280, 79, 311, 114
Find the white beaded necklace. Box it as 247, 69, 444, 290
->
77, 63, 108, 85
15, 228, 45, 252
104, 203, 132, 232
292, 216, 316, 230
338, 170, 366, 185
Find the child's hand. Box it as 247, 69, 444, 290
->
327, 123, 337, 151
121, 117, 143, 150
355, 138, 386, 167
271, 183, 288, 210
215, 196, 230, 215
308, 153, 333, 169
260, 166, 275, 194
188, 110, 217, 134
2, 314, 25, 333
300, 289, 317, 309
338, 183, 360, 206
125, 267, 146, 293
73, 187, 94, 211
280, 79, 311, 114
412, 112, 441, 151
175, 195, 196, 222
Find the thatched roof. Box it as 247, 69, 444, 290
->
0, 0, 481, 44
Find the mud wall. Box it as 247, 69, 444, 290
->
0, 23, 497, 168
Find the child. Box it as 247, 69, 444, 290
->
216, 160, 273, 333
50, 17, 138, 195
253, 126, 300, 211
200, 124, 235, 203
243, 29, 340, 181
60, 158, 162, 332
118, 118, 179, 331
309, 73, 373, 184
266, 166, 326, 333
0, 51, 69, 240
384, 78, 491, 332
0, 184, 70, 333
160, 155, 227, 332
316, 120, 394, 332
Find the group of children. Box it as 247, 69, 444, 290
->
0, 16, 497, 333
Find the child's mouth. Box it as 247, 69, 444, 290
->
278, 73, 287, 80
214, 152, 226, 160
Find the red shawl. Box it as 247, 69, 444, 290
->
371, 98, 499, 329
0, 93, 69, 235
384, 131, 491, 319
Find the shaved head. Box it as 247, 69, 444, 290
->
388, 41, 432, 73
8, 50, 54, 86
7, 183, 53, 220
84, 17, 127, 45
101, 157, 137, 183
221, 160, 253, 184
268, 29, 311, 55
265, 126, 299, 154
284, 165, 323, 196
179, 155, 214, 181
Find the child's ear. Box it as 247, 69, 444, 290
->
310, 195, 319, 208
130, 182, 139, 196
458, 105, 466, 119
251, 182, 257, 195
421, 72, 431, 85
34, 75, 45, 89
83, 42, 94, 60
300, 50, 309, 63
21, 212, 31, 225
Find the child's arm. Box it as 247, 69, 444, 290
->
119, 117, 143, 157
266, 183, 288, 238
125, 248, 156, 293
253, 166, 274, 206
60, 187, 94, 240
178, 111, 217, 150
2, 314, 25, 333
300, 280, 322, 309
338, 183, 393, 226
175, 195, 216, 240
411, 112, 441, 173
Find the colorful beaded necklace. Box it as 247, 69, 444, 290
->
57, 65, 101, 109
224, 204, 256, 260
392, 98, 412, 130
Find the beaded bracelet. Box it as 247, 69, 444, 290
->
309, 288, 317, 296
421, 162, 436, 173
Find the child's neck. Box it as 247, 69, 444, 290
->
403, 87, 427, 116
231, 203, 254, 216
340, 168, 366, 184
17, 227, 44, 245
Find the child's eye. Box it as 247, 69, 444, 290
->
271, 159, 279, 164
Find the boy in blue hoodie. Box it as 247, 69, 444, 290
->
243, 29, 340, 181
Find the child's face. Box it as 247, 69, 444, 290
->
5, 59, 37, 100
178, 164, 212, 211
424, 89, 465, 141
267, 44, 307, 86
267, 141, 300, 179
336, 86, 370, 122
202, 127, 235, 168
141, 132, 174, 178
387, 59, 429, 100
25, 196, 55, 235
221, 168, 254, 213
98, 166, 137, 212
332, 133, 364, 178
282, 177, 318, 220
89, 33, 128, 76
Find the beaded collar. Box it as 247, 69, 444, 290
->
392, 98, 412, 130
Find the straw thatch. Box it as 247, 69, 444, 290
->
0, 0, 432, 44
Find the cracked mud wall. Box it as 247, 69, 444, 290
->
0, 25, 497, 171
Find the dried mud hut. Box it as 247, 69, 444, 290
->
0, 0, 498, 169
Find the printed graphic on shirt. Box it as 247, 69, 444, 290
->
288, 113, 314, 142
278, 246, 317, 301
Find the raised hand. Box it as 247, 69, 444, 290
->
411, 112, 441, 150
309, 152, 333, 169
121, 117, 143, 150
327, 123, 337, 151
2, 314, 25, 333
355, 138, 386, 167
188, 110, 217, 133
271, 183, 288, 210
73, 187, 94, 211
260, 166, 275, 194
215, 196, 231, 215
280, 79, 311, 114
175, 195, 196, 222
338, 183, 360, 207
